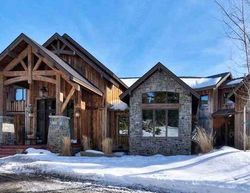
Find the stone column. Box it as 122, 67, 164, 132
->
47, 116, 70, 153
0, 116, 15, 145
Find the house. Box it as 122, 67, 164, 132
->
121, 67, 245, 154
120, 63, 200, 155
0, 33, 129, 154
0, 33, 248, 156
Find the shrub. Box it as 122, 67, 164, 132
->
192, 126, 214, 153
82, 135, 90, 151
102, 138, 113, 155
61, 137, 71, 156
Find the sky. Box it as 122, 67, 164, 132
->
0, 0, 245, 78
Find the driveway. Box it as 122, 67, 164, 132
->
0, 173, 162, 193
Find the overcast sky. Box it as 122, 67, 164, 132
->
0, 0, 244, 77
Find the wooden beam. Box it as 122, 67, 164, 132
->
32, 75, 56, 84
61, 87, 75, 114
51, 44, 57, 51
33, 70, 56, 76
56, 74, 62, 115
3, 48, 28, 71
20, 60, 28, 71
28, 45, 33, 84
52, 50, 75, 56
3, 71, 27, 77
141, 103, 180, 109
7, 50, 18, 58
33, 58, 42, 71
0, 74, 4, 115
4, 76, 28, 85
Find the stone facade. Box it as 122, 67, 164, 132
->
129, 70, 192, 155
0, 116, 15, 145
47, 116, 70, 153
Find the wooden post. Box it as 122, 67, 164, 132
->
77, 91, 82, 141
56, 74, 62, 115
28, 45, 33, 84
0, 74, 4, 116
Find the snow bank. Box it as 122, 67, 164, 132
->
25, 148, 56, 156
0, 146, 250, 193
85, 150, 104, 155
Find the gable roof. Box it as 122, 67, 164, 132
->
120, 62, 199, 102
0, 33, 103, 96
43, 33, 127, 90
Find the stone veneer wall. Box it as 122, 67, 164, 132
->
0, 116, 15, 145
47, 116, 70, 153
129, 70, 192, 155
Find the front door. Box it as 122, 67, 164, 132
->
37, 98, 56, 144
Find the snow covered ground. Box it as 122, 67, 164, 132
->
0, 147, 250, 193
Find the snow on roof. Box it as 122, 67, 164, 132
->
180, 77, 221, 89
120, 78, 139, 87
121, 77, 222, 89
109, 101, 128, 111
226, 78, 243, 86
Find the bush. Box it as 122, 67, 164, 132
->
82, 135, 90, 150
102, 138, 113, 155
61, 137, 71, 156
192, 126, 214, 153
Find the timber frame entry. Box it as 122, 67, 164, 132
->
0, 33, 103, 145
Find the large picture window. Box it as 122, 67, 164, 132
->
142, 91, 179, 104
142, 109, 179, 137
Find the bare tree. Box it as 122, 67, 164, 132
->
215, 0, 250, 72
215, 0, 250, 150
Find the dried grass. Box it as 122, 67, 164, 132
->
82, 135, 90, 150
61, 137, 71, 156
102, 138, 113, 155
246, 136, 250, 150
192, 126, 214, 153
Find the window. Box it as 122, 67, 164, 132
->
200, 95, 208, 106
15, 88, 26, 101
167, 110, 179, 137
142, 91, 179, 104
142, 109, 179, 137
223, 92, 234, 108
142, 110, 154, 137
167, 92, 179, 103
118, 116, 129, 135
155, 110, 166, 137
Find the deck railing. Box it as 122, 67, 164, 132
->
6, 100, 26, 112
